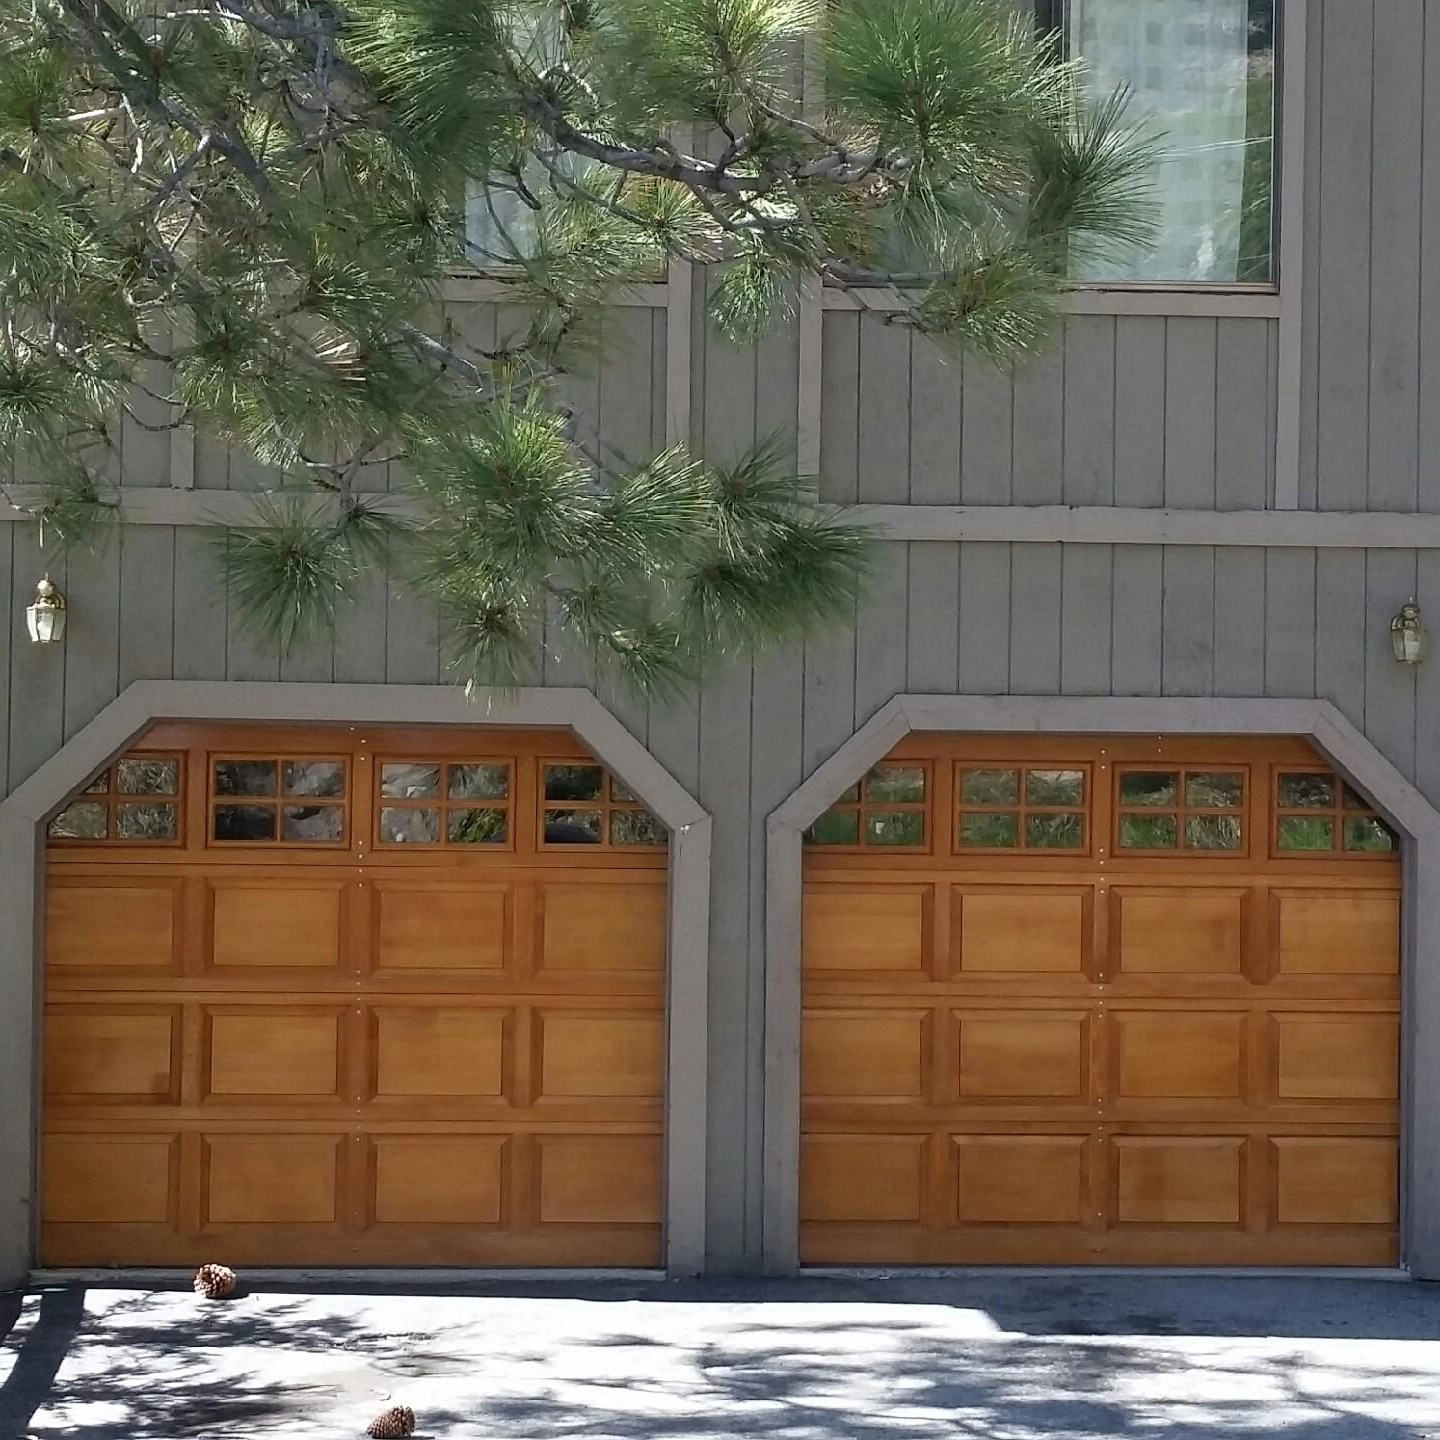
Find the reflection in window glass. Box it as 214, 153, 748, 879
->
214, 759, 277, 797
379, 806, 440, 844
1278, 773, 1334, 809
866, 811, 925, 846
449, 764, 509, 800
1025, 769, 1085, 807
864, 766, 926, 803
1343, 816, 1397, 853
1187, 772, 1244, 808
960, 769, 1019, 805
1120, 813, 1178, 849
959, 812, 1019, 848
1056, 0, 1276, 283
805, 809, 861, 846
381, 763, 440, 799
282, 805, 344, 842
117, 757, 179, 795
1277, 814, 1334, 851
1186, 814, 1243, 850
83, 770, 110, 794
611, 809, 667, 846
545, 808, 603, 843
48, 801, 108, 839
1027, 812, 1085, 849
283, 760, 345, 798
448, 807, 508, 844
117, 802, 178, 840
544, 765, 604, 801
1119, 771, 1177, 808
213, 803, 278, 841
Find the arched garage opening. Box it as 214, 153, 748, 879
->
764, 697, 1440, 1278
0, 682, 710, 1283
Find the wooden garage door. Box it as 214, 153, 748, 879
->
41, 724, 668, 1267
801, 736, 1401, 1266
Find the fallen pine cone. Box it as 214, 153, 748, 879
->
192, 1263, 237, 1300
365, 1406, 416, 1438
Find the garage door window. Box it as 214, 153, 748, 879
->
956, 765, 1087, 851
1275, 770, 1398, 856
542, 763, 667, 848
47, 752, 183, 844
378, 759, 512, 846
211, 756, 349, 845
804, 765, 929, 850
1116, 767, 1246, 853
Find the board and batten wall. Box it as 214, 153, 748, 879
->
6, 0, 1440, 1272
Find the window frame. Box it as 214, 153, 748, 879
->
206, 753, 351, 849
375, 756, 517, 852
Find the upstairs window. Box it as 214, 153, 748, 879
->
1040, 0, 1278, 285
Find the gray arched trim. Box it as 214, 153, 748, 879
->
0, 681, 711, 1284
763, 695, 1440, 1277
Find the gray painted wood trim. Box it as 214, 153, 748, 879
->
762, 693, 1440, 1277
17, 492, 1440, 550
1274, 0, 1309, 508
0, 680, 711, 1285
441, 277, 670, 307
822, 287, 1282, 318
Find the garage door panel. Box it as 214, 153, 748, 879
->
203, 1134, 343, 1225
209, 881, 344, 970
956, 1013, 1088, 1100
538, 884, 666, 974
1273, 892, 1400, 975
1114, 1012, 1246, 1101
373, 1007, 509, 1099
45, 1007, 179, 1102
1114, 1138, 1244, 1226
953, 1136, 1087, 1223
536, 1135, 662, 1224
802, 1011, 928, 1099
44, 1134, 178, 1224
205, 1009, 343, 1099
1273, 1015, 1399, 1102
801, 1135, 926, 1223
47, 880, 179, 972
536, 1012, 663, 1100
371, 1137, 508, 1224
955, 890, 1088, 975
1114, 891, 1247, 975
374, 884, 509, 972
1271, 1138, 1398, 1225
803, 887, 930, 974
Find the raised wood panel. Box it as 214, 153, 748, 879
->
537, 1012, 663, 1099
375, 886, 508, 971
44, 1135, 176, 1223
956, 890, 1085, 974
803, 887, 928, 973
210, 882, 342, 969
206, 1010, 341, 1097
46, 882, 176, 970
957, 1014, 1087, 1099
1272, 1138, 1399, 1225
371, 1137, 507, 1223
801, 1135, 926, 1223
1274, 893, 1400, 975
538, 884, 666, 973
1115, 1138, 1244, 1225
45, 1008, 176, 1099
802, 1011, 927, 1099
953, 1136, 1087, 1224
374, 1008, 507, 1098
203, 1135, 342, 1224
1114, 1012, 1246, 1100
536, 1135, 662, 1224
1274, 1015, 1399, 1101
1115, 891, 1245, 974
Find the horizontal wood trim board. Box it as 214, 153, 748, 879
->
11, 490, 1440, 549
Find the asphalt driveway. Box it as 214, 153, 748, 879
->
3, 1273, 1438, 1439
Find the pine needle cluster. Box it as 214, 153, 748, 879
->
0, 0, 1156, 694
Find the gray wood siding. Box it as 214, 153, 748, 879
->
7, 533, 1439, 1272
821, 312, 1280, 511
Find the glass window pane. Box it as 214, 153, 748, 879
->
1277, 815, 1335, 851
610, 776, 637, 804
48, 801, 108, 839
1119, 814, 1178, 849
1343, 816, 1397, 854
1185, 814, 1243, 851
864, 765, 926, 804
836, 783, 861, 804
805, 809, 861, 846
116, 802, 178, 841
1343, 784, 1372, 812
379, 806, 440, 844
117, 757, 179, 795
1278, 773, 1334, 810
1026, 812, 1085, 849
1065, 0, 1276, 284
611, 809, 667, 846
449, 763, 509, 800
959, 812, 1019, 848
865, 810, 925, 847
544, 808, 603, 843
544, 765, 604, 801
283, 760, 345, 798
960, 769, 1019, 805
448, 807, 509, 844
213, 759, 277, 797
1025, 769, 1085, 807
282, 804, 344, 842
1119, 771, 1177, 808
82, 770, 109, 794
380, 763, 439, 799
213, 803, 277, 841
1186, 771, 1244, 809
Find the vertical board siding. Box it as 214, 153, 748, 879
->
1422, 3, 1440, 512
856, 318, 911, 503
1062, 318, 1116, 506
1112, 319, 1168, 508
1160, 546, 1216, 697
905, 543, 960, 692
1010, 352, 1065, 506
1163, 320, 1219, 509
908, 343, 962, 504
